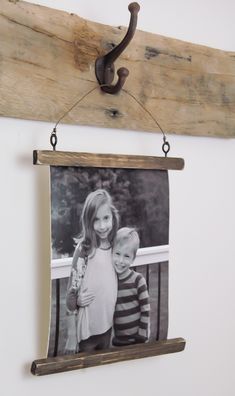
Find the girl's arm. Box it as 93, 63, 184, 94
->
136, 275, 150, 342
66, 245, 86, 312
66, 288, 78, 312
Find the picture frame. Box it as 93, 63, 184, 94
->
31, 150, 185, 376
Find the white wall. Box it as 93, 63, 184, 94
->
1, 0, 235, 395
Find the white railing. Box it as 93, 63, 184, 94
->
51, 244, 169, 279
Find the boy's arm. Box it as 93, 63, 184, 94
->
136, 274, 150, 342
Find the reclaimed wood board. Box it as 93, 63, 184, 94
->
0, 0, 234, 137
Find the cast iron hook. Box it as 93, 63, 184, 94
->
95, 2, 140, 94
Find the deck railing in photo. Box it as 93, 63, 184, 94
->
51, 245, 169, 357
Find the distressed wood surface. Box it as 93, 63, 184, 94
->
0, 0, 234, 137
31, 337, 186, 376
33, 150, 185, 170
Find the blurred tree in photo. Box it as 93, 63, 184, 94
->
50, 167, 169, 258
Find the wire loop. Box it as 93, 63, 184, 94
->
50, 127, 58, 151
162, 137, 170, 157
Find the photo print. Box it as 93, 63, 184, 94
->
48, 165, 169, 357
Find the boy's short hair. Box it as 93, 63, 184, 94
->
114, 227, 140, 258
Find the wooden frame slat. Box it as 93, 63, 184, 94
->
33, 150, 185, 170
31, 338, 186, 376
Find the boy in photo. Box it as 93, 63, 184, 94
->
112, 227, 150, 346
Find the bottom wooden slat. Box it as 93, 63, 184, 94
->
31, 337, 186, 376
33, 150, 185, 170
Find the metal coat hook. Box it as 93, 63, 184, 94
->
95, 2, 140, 94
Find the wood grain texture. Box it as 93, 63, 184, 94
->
0, 0, 234, 137
31, 337, 186, 376
33, 150, 185, 170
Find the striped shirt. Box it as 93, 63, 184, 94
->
114, 270, 150, 343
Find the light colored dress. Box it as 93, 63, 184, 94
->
77, 247, 117, 342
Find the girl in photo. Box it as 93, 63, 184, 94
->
65, 189, 119, 353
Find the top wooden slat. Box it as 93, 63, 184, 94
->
0, 0, 235, 137
33, 150, 185, 170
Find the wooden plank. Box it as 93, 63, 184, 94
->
0, 0, 234, 137
33, 150, 185, 170
31, 337, 186, 376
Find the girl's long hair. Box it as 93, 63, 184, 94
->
79, 189, 119, 257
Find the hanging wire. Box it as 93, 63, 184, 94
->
123, 89, 170, 157
50, 85, 102, 151
50, 84, 170, 156
122, 89, 166, 139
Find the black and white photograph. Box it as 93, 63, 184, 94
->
48, 165, 169, 357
